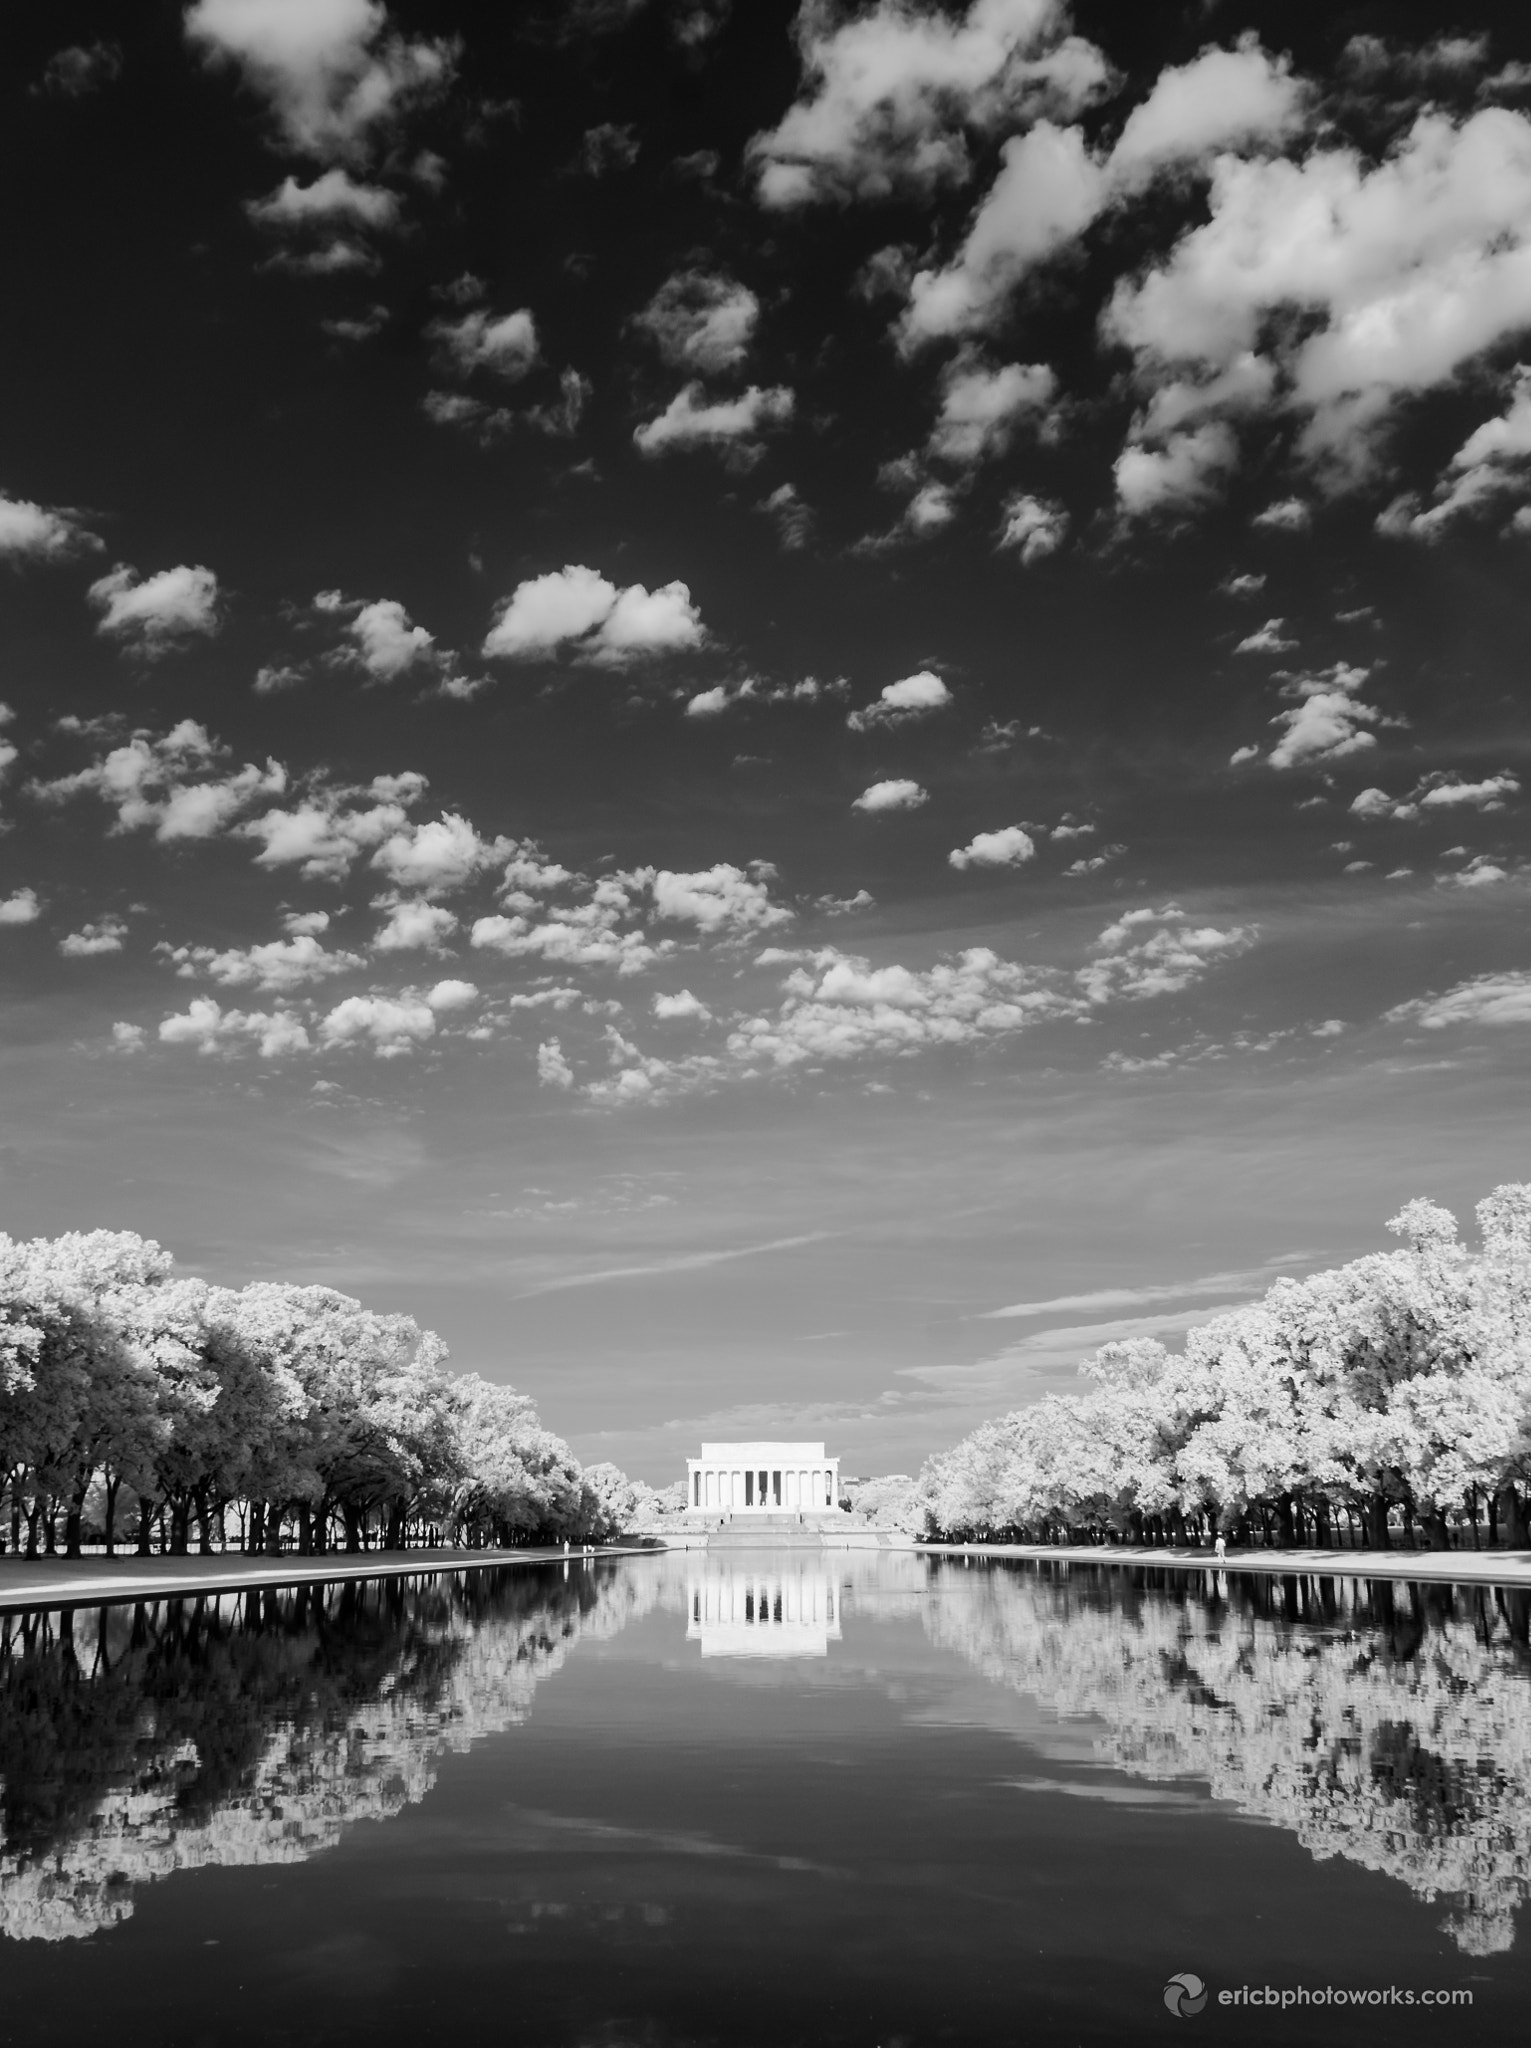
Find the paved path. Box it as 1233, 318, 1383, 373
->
919, 1540, 1531, 1586
0, 1544, 653, 1612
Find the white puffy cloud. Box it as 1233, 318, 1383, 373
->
163, 933, 365, 991
927, 352, 1055, 463
35, 721, 288, 841
241, 783, 420, 879
341, 596, 437, 678
537, 1038, 575, 1088
747, 0, 1109, 207
728, 944, 1071, 1069
471, 877, 667, 977
646, 863, 792, 935
949, 824, 1036, 869
653, 988, 711, 1021
245, 168, 400, 229
853, 778, 929, 813
997, 491, 1067, 561
633, 271, 759, 372
1106, 108, 1531, 469
88, 563, 221, 656
483, 565, 705, 664
159, 997, 311, 1058
1440, 854, 1510, 889
684, 673, 841, 717
1377, 368, 1531, 537
0, 492, 102, 565
423, 977, 477, 1011
1113, 421, 1237, 518
1077, 905, 1255, 1002
184, 0, 456, 162
1253, 497, 1311, 531
633, 382, 794, 461
429, 307, 540, 381
1106, 37, 1305, 188
1387, 973, 1531, 1030
0, 888, 41, 926
315, 983, 469, 1056
847, 670, 953, 731
899, 121, 1106, 346
58, 918, 127, 958
1352, 772, 1519, 821
1263, 664, 1382, 771
369, 812, 512, 896
371, 898, 458, 951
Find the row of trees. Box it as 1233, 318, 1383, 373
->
0, 1230, 636, 1558
917, 1184, 1531, 1551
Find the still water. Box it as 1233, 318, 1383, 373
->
2, 1549, 1529, 2046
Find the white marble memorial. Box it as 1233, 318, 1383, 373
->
685, 1558, 842, 1658
683, 1441, 842, 1518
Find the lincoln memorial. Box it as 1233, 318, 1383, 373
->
685, 1441, 842, 1518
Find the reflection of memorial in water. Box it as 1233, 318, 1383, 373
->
0, 1564, 660, 1944
923, 1560, 1531, 1957
686, 1557, 842, 1659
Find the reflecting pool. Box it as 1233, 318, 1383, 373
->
2, 1551, 1529, 2044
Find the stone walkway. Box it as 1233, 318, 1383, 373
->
0, 1544, 652, 1612
919, 1540, 1531, 1585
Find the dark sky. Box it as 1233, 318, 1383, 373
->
2, 0, 1530, 1482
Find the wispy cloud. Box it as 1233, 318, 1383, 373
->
511, 1230, 833, 1300
974, 1259, 1307, 1321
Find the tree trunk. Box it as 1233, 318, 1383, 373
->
248, 1500, 266, 1554
1366, 1493, 1391, 1549
1496, 1484, 1531, 1549
103, 1475, 120, 1558
343, 1503, 362, 1553
386, 1503, 406, 1551
1276, 1492, 1297, 1548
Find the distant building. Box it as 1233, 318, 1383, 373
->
685, 1441, 842, 1517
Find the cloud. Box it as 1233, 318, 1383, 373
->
927, 351, 1055, 464
996, 491, 1066, 561
483, 565, 706, 664
1377, 367, 1531, 537
316, 981, 471, 1056
580, 121, 639, 175
727, 944, 1069, 1069
653, 988, 711, 1020
977, 1262, 1287, 1320
240, 775, 427, 879
162, 933, 365, 991
35, 721, 288, 841
0, 888, 41, 926
338, 595, 437, 678
1106, 36, 1305, 188
1253, 497, 1310, 530
184, 0, 456, 162
1113, 420, 1237, 518
759, 481, 814, 550
429, 307, 540, 380
949, 824, 1035, 870
159, 997, 312, 1058
645, 863, 792, 935
747, 0, 1109, 208
370, 812, 512, 896
87, 563, 222, 657
35, 41, 122, 97
1106, 107, 1531, 471
0, 492, 102, 566
513, 1232, 831, 1298
536, 1038, 575, 1089
1077, 904, 1256, 1002
852, 779, 929, 813
1264, 663, 1381, 770
1352, 772, 1519, 821
1387, 972, 1531, 1030
633, 382, 794, 461
899, 121, 1106, 347
847, 670, 952, 731
371, 898, 458, 951
683, 672, 841, 717
633, 271, 759, 372
245, 168, 401, 229
58, 918, 128, 958
1233, 617, 1297, 655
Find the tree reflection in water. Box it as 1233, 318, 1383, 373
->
922, 1560, 1531, 1957
0, 1564, 658, 1943
4, 1556, 1531, 1961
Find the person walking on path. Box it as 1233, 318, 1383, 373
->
1214, 1533, 1227, 1564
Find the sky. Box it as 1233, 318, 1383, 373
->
3, 0, 1531, 1484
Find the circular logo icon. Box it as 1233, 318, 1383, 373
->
1164, 1973, 1208, 2018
